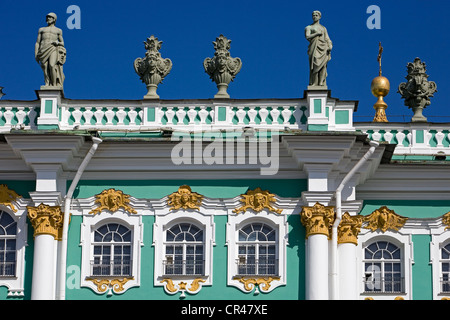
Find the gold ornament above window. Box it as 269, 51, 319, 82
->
233, 187, 282, 214
0, 184, 21, 213
363, 206, 407, 233
89, 189, 137, 215
167, 185, 203, 210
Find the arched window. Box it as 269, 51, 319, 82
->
441, 243, 450, 293
91, 223, 132, 277
164, 223, 204, 276
363, 240, 403, 293
237, 222, 277, 276
0, 211, 17, 277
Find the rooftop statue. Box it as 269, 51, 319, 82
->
35, 13, 66, 89
134, 36, 172, 99
305, 11, 332, 89
398, 57, 437, 122
203, 35, 242, 99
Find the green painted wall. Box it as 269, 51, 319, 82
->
71, 179, 308, 199
359, 200, 450, 219
412, 234, 432, 300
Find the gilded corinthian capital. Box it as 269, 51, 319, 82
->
27, 203, 64, 240
300, 202, 335, 239
338, 212, 364, 245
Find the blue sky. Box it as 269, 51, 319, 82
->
0, 0, 449, 121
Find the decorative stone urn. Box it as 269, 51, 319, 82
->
398, 58, 437, 122
134, 36, 172, 99
203, 35, 242, 99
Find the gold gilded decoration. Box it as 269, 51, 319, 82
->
233, 187, 282, 214
442, 212, 450, 230
300, 202, 335, 239
363, 206, 408, 233
232, 276, 280, 292
0, 184, 21, 212
168, 185, 203, 211
338, 212, 364, 245
160, 278, 206, 295
371, 42, 389, 123
89, 189, 137, 215
86, 277, 133, 294
27, 203, 64, 240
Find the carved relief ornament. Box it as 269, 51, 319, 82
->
160, 278, 206, 297
363, 206, 408, 233
300, 202, 335, 239
89, 189, 136, 215
232, 276, 280, 293
0, 184, 21, 212
167, 185, 204, 211
233, 187, 282, 214
27, 203, 64, 240
86, 277, 133, 295
442, 211, 450, 230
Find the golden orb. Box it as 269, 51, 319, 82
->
371, 75, 390, 97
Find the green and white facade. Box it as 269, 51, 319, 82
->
1, 88, 450, 300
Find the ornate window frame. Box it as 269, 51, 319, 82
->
429, 216, 450, 300
226, 211, 288, 294
0, 205, 28, 297
357, 230, 412, 300
80, 209, 143, 295
153, 210, 215, 297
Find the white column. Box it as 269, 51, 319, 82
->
31, 234, 57, 300
306, 234, 329, 299
338, 243, 358, 300
301, 202, 335, 300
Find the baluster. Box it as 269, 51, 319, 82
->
236, 106, 246, 125
187, 106, 197, 124
372, 130, 382, 141
15, 107, 26, 126
165, 107, 175, 125
425, 130, 433, 146
28, 107, 38, 127
94, 107, 105, 125
72, 107, 83, 125
198, 106, 208, 124
270, 107, 280, 125
0, 108, 3, 125
259, 106, 269, 125
104, 107, 115, 125
116, 107, 127, 125
128, 107, 138, 126
175, 107, 187, 125
83, 107, 94, 126
247, 106, 258, 124
436, 130, 445, 147
383, 130, 393, 144
3, 107, 14, 125
281, 106, 292, 124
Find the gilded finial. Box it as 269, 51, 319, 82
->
371, 42, 389, 122
377, 42, 383, 76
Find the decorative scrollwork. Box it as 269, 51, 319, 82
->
232, 276, 280, 292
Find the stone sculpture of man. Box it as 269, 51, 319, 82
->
305, 11, 332, 89
35, 13, 66, 89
